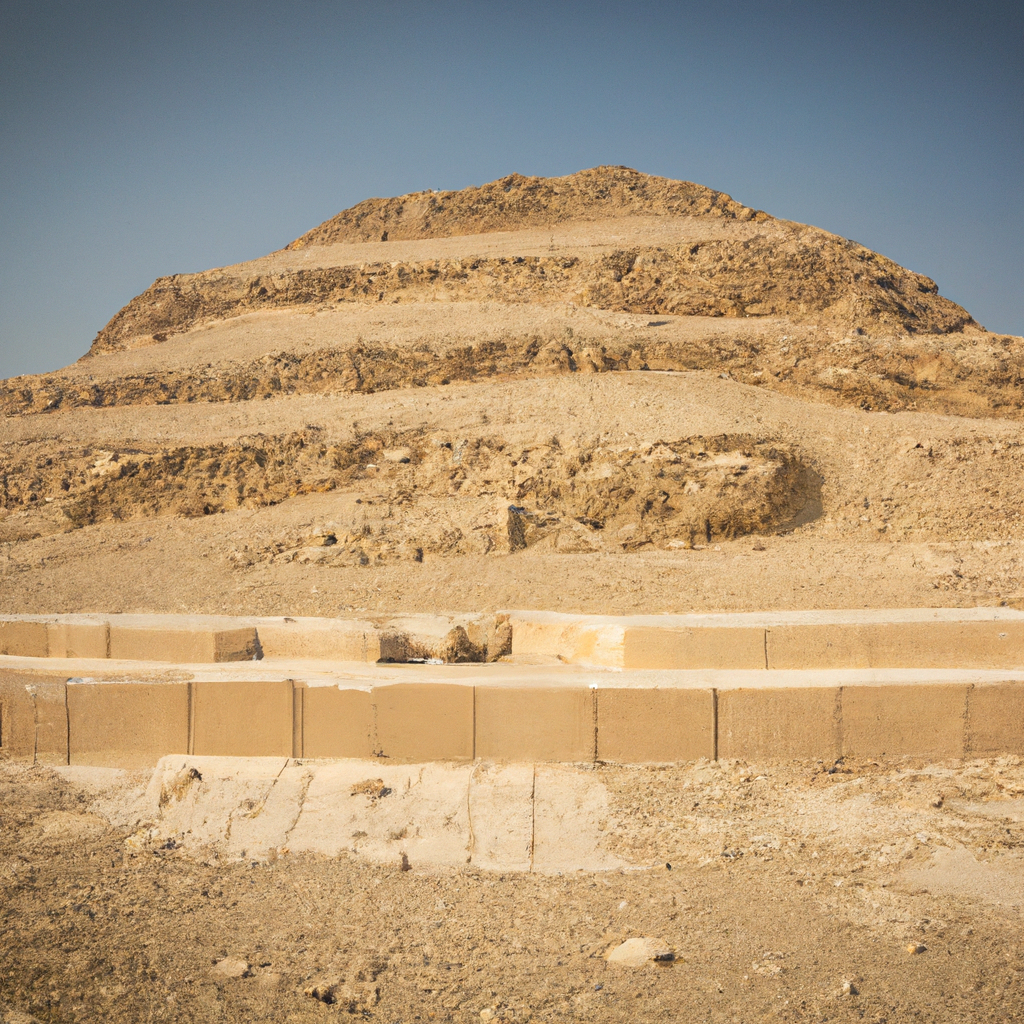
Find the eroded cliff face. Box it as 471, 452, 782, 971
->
9, 320, 1024, 422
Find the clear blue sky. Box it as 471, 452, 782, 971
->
1, 0, 1021, 378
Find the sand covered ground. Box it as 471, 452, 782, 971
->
3, 757, 1024, 1023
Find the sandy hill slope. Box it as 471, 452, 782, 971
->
1, 167, 1022, 618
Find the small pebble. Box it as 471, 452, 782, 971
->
906, 943, 927, 955
607, 937, 673, 967
209, 956, 249, 979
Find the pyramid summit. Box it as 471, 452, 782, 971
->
286, 165, 770, 247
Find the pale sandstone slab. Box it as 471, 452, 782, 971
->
286, 761, 474, 865
139, 757, 618, 870
144, 755, 290, 848
475, 686, 594, 762
371, 682, 474, 761
467, 763, 534, 870
767, 621, 1024, 670
531, 764, 625, 872
192, 680, 294, 757
718, 686, 841, 760
841, 683, 969, 758
903, 845, 1024, 908
622, 627, 766, 670
67, 681, 188, 768
225, 761, 314, 860
597, 687, 714, 762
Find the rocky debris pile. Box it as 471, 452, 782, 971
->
8, 315, 1022, 421
2, 165, 1009, 426
0, 430, 816, 552
302, 958, 384, 1012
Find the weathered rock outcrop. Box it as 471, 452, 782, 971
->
286, 165, 769, 245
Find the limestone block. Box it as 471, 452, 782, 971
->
0, 619, 49, 658
606, 937, 674, 966
146, 755, 290, 849
378, 614, 490, 663
301, 686, 374, 758
508, 616, 625, 667
192, 680, 294, 757
718, 687, 841, 760
507, 617, 560, 661
767, 621, 1024, 670
597, 687, 715, 762
256, 618, 380, 662
767, 624, 865, 669
966, 682, 1024, 755
47, 620, 110, 660
475, 686, 594, 762
30, 678, 67, 765
109, 625, 260, 664
842, 683, 969, 758
0, 671, 67, 763
67, 681, 189, 767
622, 626, 766, 670
224, 761, 314, 860
371, 683, 473, 761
